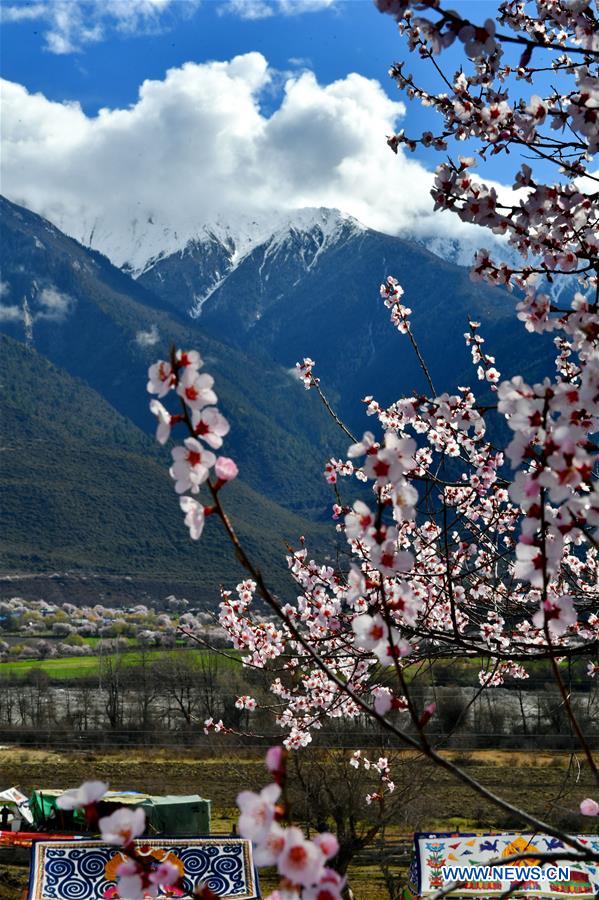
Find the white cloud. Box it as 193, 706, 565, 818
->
0, 304, 22, 323
0, 53, 491, 269
0, 0, 194, 54
1, 0, 334, 54
288, 56, 312, 68
1, 4, 48, 23
222, 0, 336, 19
36, 287, 75, 320
0, 286, 77, 324
135, 324, 160, 347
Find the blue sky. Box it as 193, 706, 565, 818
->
2, 3, 401, 114
1, 0, 508, 175
0, 0, 560, 266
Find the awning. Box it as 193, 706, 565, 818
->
0, 786, 34, 823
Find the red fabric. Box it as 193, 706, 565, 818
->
0, 830, 78, 846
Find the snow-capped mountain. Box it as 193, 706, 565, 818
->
67, 206, 364, 308
3, 192, 557, 434
35, 195, 578, 315
47, 199, 545, 312
127, 204, 554, 431
0, 194, 561, 600
138, 207, 366, 319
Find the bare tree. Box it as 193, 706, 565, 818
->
100, 656, 125, 732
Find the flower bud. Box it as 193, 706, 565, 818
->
580, 798, 599, 817
215, 457, 239, 484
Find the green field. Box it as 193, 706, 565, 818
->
0, 647, 590, 685
0, 650, 166, 679
0, 647, 241, 680
0, 648, 474, 683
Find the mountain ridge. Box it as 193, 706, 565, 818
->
0, 194, 342, 516
43, 204, 366, 282
133, 204, 556, 431
0, 194, 557, 602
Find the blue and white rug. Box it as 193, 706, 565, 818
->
28, 837, 259, 899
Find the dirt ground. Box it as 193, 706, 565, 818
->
0, 748, 596, 899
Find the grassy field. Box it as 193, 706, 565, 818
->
0, 647, 590, 686
0, 748, 596, 899
0, 647, 240, 680
0, 650, 167, 680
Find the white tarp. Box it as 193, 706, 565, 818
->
0, 786, 34, 823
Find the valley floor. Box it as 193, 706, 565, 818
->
0, 748, 597, 898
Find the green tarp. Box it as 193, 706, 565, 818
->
143, 794, 211, 836
29, 790, 211, 836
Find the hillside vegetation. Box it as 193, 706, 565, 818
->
0, 335, 335, 600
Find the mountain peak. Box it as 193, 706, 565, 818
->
57, 206, 365, 280
182, 207, 366, 316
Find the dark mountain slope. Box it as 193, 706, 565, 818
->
0, 196, 343, 519
202, 229, 553, 421
0, 336, 334, 601
139, 219, 553, 429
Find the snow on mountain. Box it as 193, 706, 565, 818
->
66, 206, 365, 318
51, 197, 581, 314
191, 208, 366, 313
414, 230, 588, 308
44, 195, 504, 292
419, 233, 484, 269
71, 206, 365, 280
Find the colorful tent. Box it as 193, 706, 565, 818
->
403, 832, 599, 898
